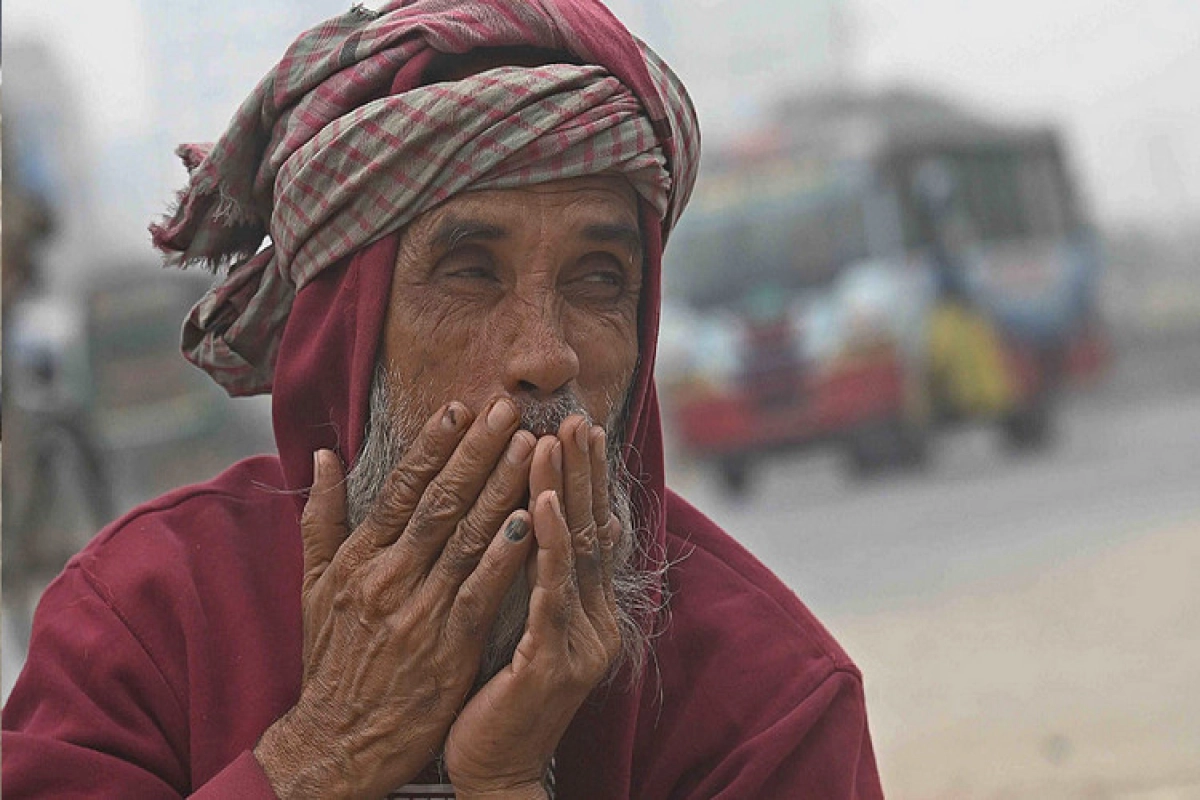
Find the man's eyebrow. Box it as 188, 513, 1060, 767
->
430, 219, 508, 250
582, 222, 643, 256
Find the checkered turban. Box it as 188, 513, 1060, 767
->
151, 1, 700, 396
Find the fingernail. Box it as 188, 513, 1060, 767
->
505, 431, 534, 465
487, 398, 517, 432
550, 440, 563, 473
593, 427, 606, 455
575, 419, 589, 451
312, 450, 322, 484
548, 491, 563, 516
442, 402, 465, 431
505, 515, 529, 542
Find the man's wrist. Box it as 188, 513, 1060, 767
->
253, 706, 352, 800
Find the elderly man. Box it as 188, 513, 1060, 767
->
2, 2, 884, 798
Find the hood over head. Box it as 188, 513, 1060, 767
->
152, 0, 700, 635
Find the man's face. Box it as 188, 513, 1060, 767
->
382, 175, 643, 429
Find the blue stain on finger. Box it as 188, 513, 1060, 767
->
505, 516, 530, 542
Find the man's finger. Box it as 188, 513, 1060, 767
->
528, 435, 564, 507
573, 541, 605, 628
559, 416, 596, 547
431, 430, 535, 592
362, 401, 471, 549
583, 424, 619, 624
447, 509, 534, 648
588, 425, 611, 527
400, 396, 519, 568
578, 516, 620, 648
529, 491, 578, 643
299, 449, 348, 595
526, 437, 564, 590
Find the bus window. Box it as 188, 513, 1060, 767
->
665, 187, 872, 311
897, 146, 1075, 250
1017, 150, 1073, 238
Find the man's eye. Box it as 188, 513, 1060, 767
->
582, 269, 623, 286
449, 266, 495, 279
565, 254, 630, 302
436, 248, 499, 282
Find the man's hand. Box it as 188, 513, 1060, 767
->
444, 416, 623, 798
254, 398, 537, 800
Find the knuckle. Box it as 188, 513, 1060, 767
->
486, 461, 524, 504
364, 501, 405, 545
573, 521, 599, 550
335, 542, 369, 574
360, 570, 395, 610
365, 472, 420, 532
421, 477, 471, 523
598, 517, 621, 540
451, 585, 486, 640
456, 514, 495, 556
384, 466, 426, 511
412, 418, 460, 463
330, 580, 361, 615
381, 609, 412, 640
401, 445, 444, 485
438, 542, 479, 581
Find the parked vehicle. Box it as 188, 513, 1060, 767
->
660, 88, 1108, 494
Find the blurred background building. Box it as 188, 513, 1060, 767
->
4, 1, 1199, 796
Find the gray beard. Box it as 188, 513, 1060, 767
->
345, 366, 660, 688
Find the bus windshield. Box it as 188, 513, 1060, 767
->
894, 144, 1078, 249
665, 184, 874, 311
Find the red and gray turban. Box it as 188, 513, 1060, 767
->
152, 0, 700, 398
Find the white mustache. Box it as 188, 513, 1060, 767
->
515, 392, 590, 437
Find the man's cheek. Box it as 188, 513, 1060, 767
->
579, 348, 638, 420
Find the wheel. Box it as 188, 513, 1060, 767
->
1002, 343, 1064, 452
846, 423, 891, 478
846, 417, 932, 478
894, 417, 933, 469
1002, 400, 1054, 450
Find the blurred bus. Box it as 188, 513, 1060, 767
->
660, 88, 1108, 494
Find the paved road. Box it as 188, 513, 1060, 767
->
670, 367, 1200, 798
674, 389, 1200, 616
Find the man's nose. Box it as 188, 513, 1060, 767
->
501, 298, 580, 399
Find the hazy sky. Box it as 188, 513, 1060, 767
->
5, 0, 1199, 233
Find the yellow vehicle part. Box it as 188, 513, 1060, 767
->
928, 301, 1017, 418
